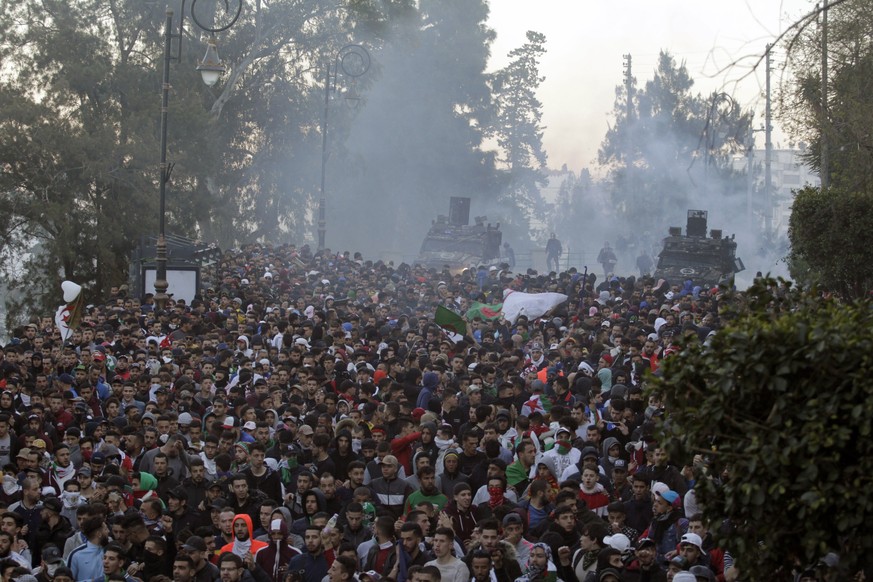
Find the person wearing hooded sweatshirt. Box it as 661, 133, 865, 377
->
291, 489, 326, 538
236, 336, 253, 359
417, 421, 441, 468
255, 517, 301, 582
598, 437, 624, 478
436, 450, 469, 499
220, 514, 269, 561
328, 430, 359, 482
257, 507, 304, 551
405, 451, 432, 490
417, 372, 440, 409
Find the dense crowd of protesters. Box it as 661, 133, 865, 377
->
0, 242, 824, 582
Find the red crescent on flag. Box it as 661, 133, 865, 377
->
481, 306, 501, 318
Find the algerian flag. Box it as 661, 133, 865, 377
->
55, 281, 84, 343
465, 301, 503, 321
435, 305, 467, 336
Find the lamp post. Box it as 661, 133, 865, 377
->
153, 0, 243, 310
318, 44, 371, 252
702, 92, 736, 177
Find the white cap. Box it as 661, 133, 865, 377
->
243, 421, 257, 431
679, 532, 703, 550
651, 481, 669, 497
178, 412, 193, 426
604, 533, 631, 552
270, 519, 283, 532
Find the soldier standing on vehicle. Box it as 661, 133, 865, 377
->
503, 242, 516, 269
546, 233, 562, 273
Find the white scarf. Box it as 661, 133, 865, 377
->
232, 538, 252, 557
435, 437, 454, 451
2, 475, 19, 496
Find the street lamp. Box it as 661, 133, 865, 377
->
153, 0, 243, 309
318, 44, 371, 252
702, 92, 736, 173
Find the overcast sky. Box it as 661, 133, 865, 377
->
486, 0, 815, 172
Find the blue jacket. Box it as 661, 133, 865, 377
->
68, 541, 105, 581
287, 551, 328, 582
416, 387, 433, 409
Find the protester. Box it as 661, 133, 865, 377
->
0, 242, 761, 582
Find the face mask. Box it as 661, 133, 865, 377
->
46, 563, 60, 577
2, 475, 19, 496
351, 438, 362, 454
556, 440, 571, 455
435, 437, 454, 451
61, 491, 81, 507
286, 457, 299, 469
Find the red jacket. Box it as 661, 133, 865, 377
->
390, 431, 421, 474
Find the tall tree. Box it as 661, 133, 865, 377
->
779, 0, 873, 192
489, 30, 548, 238
599, 52, 751, 233
778, 2, 873, 292
329, 0, 499, 258
0, 0, 349, 321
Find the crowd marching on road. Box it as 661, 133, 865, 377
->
0, 241, 806, 582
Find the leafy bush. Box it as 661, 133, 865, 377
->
652, 280, 873, 579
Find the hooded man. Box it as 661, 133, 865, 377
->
417, 372, 440, 409
219, 514, 269, 560
255, 518, 301, 582
291, 489, 326, 537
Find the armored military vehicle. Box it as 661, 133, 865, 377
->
653, 210, 744, 286
416, 197, 502, 271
